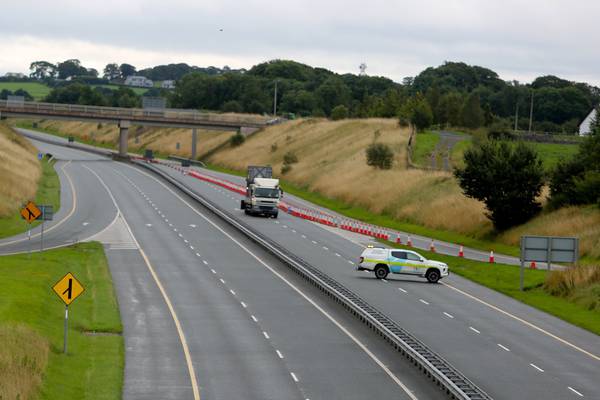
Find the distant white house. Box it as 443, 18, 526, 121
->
161, 80, 175, 89
4, 72, 27, 78
124, 75, 154, 88
579, 108, 598, 135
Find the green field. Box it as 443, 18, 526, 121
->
93, 84, 149, 96
0, 158, 61, 240
0, 242, 123, 399
388, 244, 600, 335
529, 142, 579, 171
0, 82, 51, 100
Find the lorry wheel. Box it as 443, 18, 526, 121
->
244, 209, 250, 215
426, 269, 440, 283
374, 265, 389, 280
273, 212, 278, 219
240, 200, 246, 210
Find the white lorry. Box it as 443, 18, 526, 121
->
240, 166, 282, 218
357, 246, 449, 283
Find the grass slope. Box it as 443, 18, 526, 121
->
0, 123, 60, 239
0, 242, 123, 399
0, 82, 51, 100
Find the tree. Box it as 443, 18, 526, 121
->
400, 94, 433, 132
549, 131, 600, 208
57, 59, 87, 79
315, 77, 351, 116
119, 63, 136, 78
454, 141, 544, 230
87, 68, 99, 78
103, 63, 121, 80
461, 92, 485, 128
366, 143, 394, 169
29, 61, 56, 79
330, 105, 349, 120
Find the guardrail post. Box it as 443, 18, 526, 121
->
118, 120, 131, 157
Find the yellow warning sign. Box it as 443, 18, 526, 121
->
52, 273, 85, 305
20, 201, 42, 223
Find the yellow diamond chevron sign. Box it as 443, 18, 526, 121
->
52, 273, 85, 305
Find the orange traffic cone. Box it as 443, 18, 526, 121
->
407, 235, 413, 247
396, 235, 402, 244
530, 261, 537, 269
430, 239, 436, 253
458, 245, 464, 258
489, 250, 495, 263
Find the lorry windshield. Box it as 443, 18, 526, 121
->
254, 188, 280, 198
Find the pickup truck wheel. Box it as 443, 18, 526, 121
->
374, 265, 389, 280
426, 269, 440, 283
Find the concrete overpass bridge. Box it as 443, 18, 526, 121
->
0, 99, 270, 158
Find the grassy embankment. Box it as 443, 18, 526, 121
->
207, 118, 600, 261
14, 119, 236, 160
0, 82, 51, 100
0, 124, 60, 239
0, 243, 123, 399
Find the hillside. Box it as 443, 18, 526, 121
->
208, 118, 600, 259
0, 123, 41, 217
17, 120, 236, 160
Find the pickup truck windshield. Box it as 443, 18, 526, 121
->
254, 188, 280, 198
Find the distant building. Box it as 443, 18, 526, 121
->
579, 108, 598, 135
4, 72, 27, 78
124, 75, 154, 88
161, 80, 175, 89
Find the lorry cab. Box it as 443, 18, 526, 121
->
357, 246, 449, 283
241, 166, 281, 218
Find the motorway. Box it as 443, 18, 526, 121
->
0, 133, 450, 400
150, 161, 600, 399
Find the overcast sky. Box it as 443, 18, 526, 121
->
1, 0, 598, 85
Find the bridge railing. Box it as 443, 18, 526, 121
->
0, 99, 268, 126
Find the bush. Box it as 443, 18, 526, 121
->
230, 132, 245, 147
221, 100, 243, 113
281, 164, 292, 175
366, 143, 394, 169
454, 140, 544, 230
283, 151, 298, 165
330, 105, 349, 120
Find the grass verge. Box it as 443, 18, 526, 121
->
390, 243, 600, 335
0, 242, 123, 399
0, 158, 60, 239
0, 82, 51, 100
411, 131, 440, 166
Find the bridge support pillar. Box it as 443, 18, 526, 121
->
118, 120, 131, 157
191, 128, 198, 160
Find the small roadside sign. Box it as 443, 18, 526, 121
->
52, 272, 85, 305
39, 205, 54, 221
38, 152, 43, 160
20, 201, 42, 223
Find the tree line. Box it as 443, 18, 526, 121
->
12, 59, 600, 134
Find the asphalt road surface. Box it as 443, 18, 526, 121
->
150, 162, 600, 400
1, 132, 452, 400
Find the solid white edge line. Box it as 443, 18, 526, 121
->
121, 162, 419, 400
82, 165, 200, 400
442, 282, 600, 361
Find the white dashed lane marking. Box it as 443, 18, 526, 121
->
497, 344, 510, 352
290, 372, 299, 382
263, 331, 270, 339
469, 327, 481, 334
398, 288, 408, 293
419, 299, 429, 305
443, 312, 454, 318
251, 315, 258, 322
568, 387, 584, 397
276, 350, 284, 359
530, 363, 544, 373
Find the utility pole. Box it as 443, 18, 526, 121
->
273, 80, 278, 117
514, 101, 519, 132
528, 91, 534, 133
